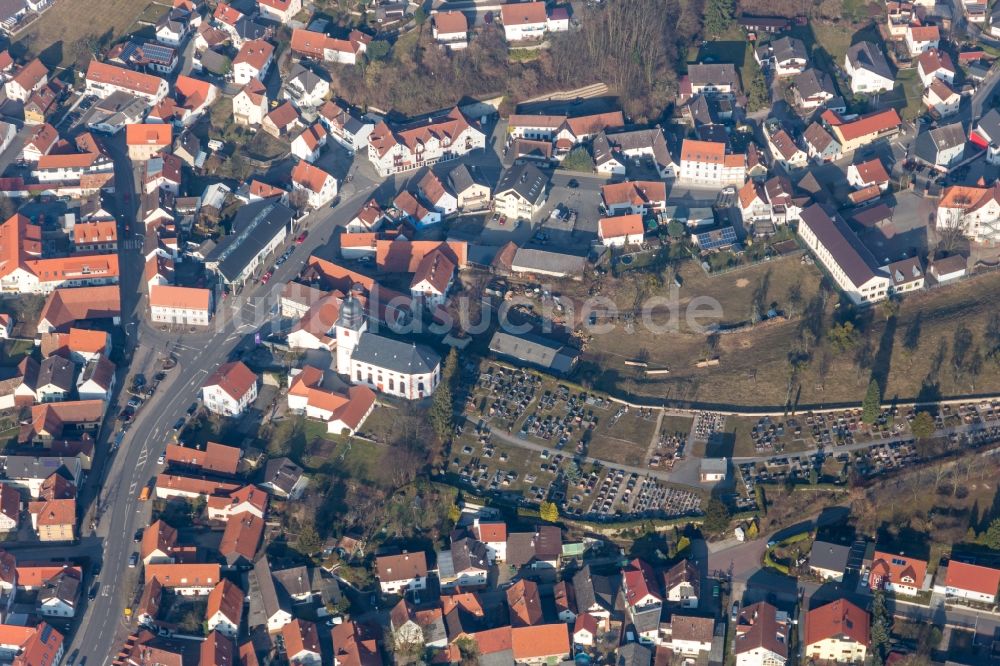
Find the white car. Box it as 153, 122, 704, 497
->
157, 453, 165, 464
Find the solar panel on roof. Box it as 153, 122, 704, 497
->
696, 226, 737, 250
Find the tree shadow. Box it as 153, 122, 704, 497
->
37, 41, 63, 69
869, 315, 897, 393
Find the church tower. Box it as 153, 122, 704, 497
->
334, 285, 367, 377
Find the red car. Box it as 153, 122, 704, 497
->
296, 231, 308, 244
261, 270, 273, 284
498, 217, 506, 226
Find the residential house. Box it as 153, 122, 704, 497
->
684, 63, 742, 99
848, 158, 890, 191
679, 139, 746, 187
282, 64, 330, 109
971, 108, 1000, 165
0, 483, 19, 532
248, 556, 293, 633
500, 1, 548, 41
317, 100, 374, 153
126, 124, 172, 161
824, 108, 902, 153
929, 254, 968, 282
507, 579, 543, 626
936, 183, 1000, 242
409, 247, 455, 306
286, 367, 376, 435
914, 122, 966, 170
805, 599, 870, 664
258, 0, 302, 23
735, 602, 790, 666
85, 60, 169, 104
662, 614, 715, 656
493, 162, 550, 220
289, 27, 370, 65
869, 549, 928, 596
598, 214, 644, 247
663, 559, 699, 608
601, 180, 667, 215
573, 565, 620, 622
471, 519, 507, 562
220, 512, 264, 567
917, 48, 955, 86
23, 84, 60, 125
844, 42, 894, 94
438, 537, 490, 589
145, 563, 220, 595
37, 570, 80, 618
202, 361, 258, 416
76, 356, 115, 402
906, 23, 939, 56
291, 123, 328, 163
232, 39, 274, 85
767, 127, 807, 170
260, 457, 309, 499
792, 69, 837, 109
367, 107, 485, 176
757, 36, 808, 76
809, 540, 852, 581
232, 78, 267, 126
375, 551, 428, 595
933, 559, 1000, 603
21, 123, 58, 163
282, 619, 321, 666
165, 441, 241, 476
291, 161, 338, 209
924, 79, 961, 117
510, 624, 571, 664
28, 498, 76, 541
206, 484, 268, 522
432, 11, 468, 49
622, 559, 662, 612
4, 59, 47, 102
447, 163, 491, 211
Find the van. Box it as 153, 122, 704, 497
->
138, 486, 151, 501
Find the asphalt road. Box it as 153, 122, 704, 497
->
65, 153, 384, 665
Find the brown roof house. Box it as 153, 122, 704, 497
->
375, 551, 428, 595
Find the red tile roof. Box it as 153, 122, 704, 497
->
805, 598, 870, 647
234, 40, 274, 72
86, 60, 165, 96
149, 285, 211, 311
204, 360, 258, 401
869, 550, 928, 590
207, 579, 244, 625
944, 560, 1000, 597
598, 214, 644, 240
510, 624, 570, 660
219, 511, 264, 561
500, 1, 548, 26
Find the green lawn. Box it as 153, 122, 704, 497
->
0, 339, 33, 367
811, 20, 882, 74
895, 68, 926, 121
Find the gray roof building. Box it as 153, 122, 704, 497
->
38, 570, 80, 615
351, 333, 440, 376
688, 63, 741, 93
846, 41, 893, 81
248, 555, 288, 630
799, 203, 882, 289
793, 69, 836, 101
36, 356, 75, 393
446, 163, 490, 197
573, 565, 621, 617
809, 539, 852, 577
205, 198, 294, 284
617, 641, 653, 666
488, 330, 579, 375
913, 122, 968, 169
510, 247, 587, 278
261, 457, 307, 498
495, 162, 549, 207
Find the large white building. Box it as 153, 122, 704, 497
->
149, 285, 213, 326
367, 107, 485, 176
334, 291, 440, 400
202, 361, 259, 416
936, 183, 1000, 242
798, 204, 890, 305
84, 60, 169, 105
678, 139, 746, 187
844, 41, 894, 94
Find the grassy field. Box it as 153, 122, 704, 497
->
894, 68, 926, 121
582, 258, 1000, 409
810, 20, 882, 73
13, 0, 160, 68
587, 409, 658, 467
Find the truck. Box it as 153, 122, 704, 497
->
138, 485, 151, 501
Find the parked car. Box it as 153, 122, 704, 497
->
133, 529, 143, 543
173, 418, 185, 431
296, 231, 308, 243
128, 553, 138, 568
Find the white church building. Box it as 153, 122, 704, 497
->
334, 290, 441, 400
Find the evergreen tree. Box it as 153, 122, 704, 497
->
984, 517, 1000, 550
862, 379, 882, 425
911, 411, 935, 441
702, 498, 731, 533
703, 0, 735, 36
871, 589, 892, 664
430, 349, 459, 441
